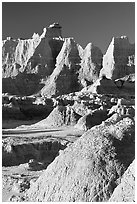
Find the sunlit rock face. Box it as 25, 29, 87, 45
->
109, 160, 135, 202
79, 43, 103, 86
2, 23, 64, 95
2, 37, 41, 78
100, 36, 135, 80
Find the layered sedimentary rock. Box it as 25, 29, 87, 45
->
109, 160, 135, 202
23, 115, 134, 202
2, 23, 64, 95
79, 43, 103, 86
40, 38, 83, 97
100, 36, 135, 80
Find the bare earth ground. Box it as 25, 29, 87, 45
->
2, 119, 84, 202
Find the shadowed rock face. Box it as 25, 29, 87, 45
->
40, 38, 83, 97
2, 136, 67, 167
75, 108, 108, 130
109, 160, 135, 202
100, 36, 135, 80
82, 76, 119, 94
41, 23, 62, 39
23, 116, 134, 202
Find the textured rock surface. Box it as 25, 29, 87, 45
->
23, 115, 134, 202
79, 43, 103, 85
40, 38, 83, 97
2, 23, 64, 95
2, 37, 40, 78
109, 160, 135, 202
100, 36, 135, 80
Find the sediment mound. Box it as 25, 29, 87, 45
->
32, 105, 81, 128
23, 115, 134, 202
109, 160, 135, 202
33, 106, 66, 127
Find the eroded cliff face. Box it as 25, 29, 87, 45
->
79, 43, 103, 86
2, 23, 64, 95
2, 25, 135, 97
2, 37, 41, 78
40, 38, 83, 97
100, 36, 135, 80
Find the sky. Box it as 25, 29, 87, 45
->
2, 2, 135, 53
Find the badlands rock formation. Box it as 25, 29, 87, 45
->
79, 43, 103, 86
2, 23, 135, 202
100, 36, 135, 80
2, 23, 135, 96
23, 115, 134, 202
40, 38, 83, 97
2, 23, 64, 95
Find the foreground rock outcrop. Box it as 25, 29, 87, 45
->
100, 36, 135, 80
20, 115, 135, 202
109, 159, 135, 202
